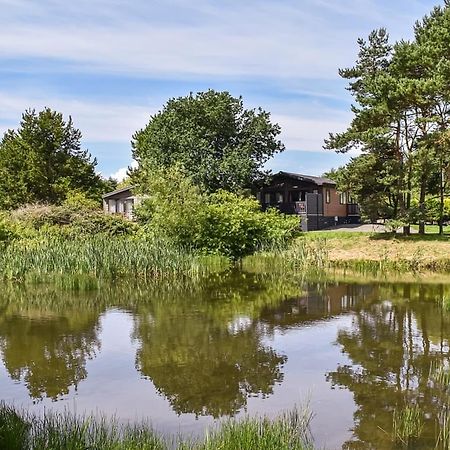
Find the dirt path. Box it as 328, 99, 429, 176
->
318, 224, 418, 233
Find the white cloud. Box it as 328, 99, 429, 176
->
0, 0, 427, 82
110, 161, 138, 181
272, 112, 352, 153
0, 92, 153, 143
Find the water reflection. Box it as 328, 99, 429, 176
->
2, 274, 450, 448
0, 306, 101, 400
326, 283, 450, 449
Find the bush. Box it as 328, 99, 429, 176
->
8, 204, 137, 237
198, 191, 299, 259
136, 168, 299, 259
62, 191, 100, 210
69, 213, 137, 236
0, 218, 18, 244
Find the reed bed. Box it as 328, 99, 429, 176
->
0, 237, 229, 285
243, 239, 329, 274
391, 405, 424, 446
0, 404, 313, 450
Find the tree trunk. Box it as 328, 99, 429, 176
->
439, 165, 445, 235
418, 178, 426, 235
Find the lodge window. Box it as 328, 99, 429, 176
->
325, 189, 330, 204
339, 192, 347, 204
276, 192, 283, 203
264, 193, 271, 204
256, 192, 261, 202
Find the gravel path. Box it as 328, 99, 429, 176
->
319, 223, 418, 233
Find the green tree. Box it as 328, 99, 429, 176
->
0, 108, 107, 209
135, 167, 298, 260
324, 30, 409, 223
131, 90, 284, 192
326, 153, 399, 222
326, 4, 450, 234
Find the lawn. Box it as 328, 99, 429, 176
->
301, 231, 450, 265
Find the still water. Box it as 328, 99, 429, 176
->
1, 272, 450, 449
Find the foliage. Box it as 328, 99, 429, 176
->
134, 166, 206, 244
0, 236, 228, 283
384, 219, 407, 234
62, 191, 102, 210
198, 190, 299, 259
132, 90, 284, 192
135, 167, 299, 259
0, 404, 313, 450
0, 217, 18, 244
0, 108, 112, 209
325, 4, 450, 234
391, 405, 424, 446
8, 203, 136, 237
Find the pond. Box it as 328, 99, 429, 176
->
1, 271, 450, 449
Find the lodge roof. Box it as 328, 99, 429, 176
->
274, 171, 336, 186
102, 185, 135, 199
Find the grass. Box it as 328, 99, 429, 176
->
391, 405, 424, 446
244, 231, 450, 276
243, 239, 328, 275
301, 231, 450, 273
410, 224, 450, 234
0, 404, 313, 450
0, 236, 229, 285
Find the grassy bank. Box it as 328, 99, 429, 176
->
0, 404, 313, 450
0, 237, 229, 285
3, 230, 450, 287
306, 231, 450, 273
243, 231, 450, 275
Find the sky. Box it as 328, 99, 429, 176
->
0, 0, 442, 180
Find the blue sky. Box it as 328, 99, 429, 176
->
0, 0, 441, 180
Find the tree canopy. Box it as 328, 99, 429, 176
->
325, 2, 450, 233
131, 90, 285, 192
0, 108, 113, 209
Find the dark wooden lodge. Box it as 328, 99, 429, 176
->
255, 171, 360, 231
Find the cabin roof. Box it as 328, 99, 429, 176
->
274, 171, 336, 186
102, 185, 136, 199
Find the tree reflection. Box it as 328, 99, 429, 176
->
326, 283, 450, 449
0, 292, 102, 401
132, 273, 367, 418
132, 272, 292, 417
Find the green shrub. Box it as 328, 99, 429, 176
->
198, 191, 299, 259
136, 168, 299, 260
69, 213, 137, 236
8, 204, 136, 237
0, 218, 18, 244
62, 191, 100, 210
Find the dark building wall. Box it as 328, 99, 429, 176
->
302, 214, 360, 231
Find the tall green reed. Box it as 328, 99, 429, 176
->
0, 404, 313, 450
391, 404, 424, 447
0, 236, 229, 285
243, 239, 329, 274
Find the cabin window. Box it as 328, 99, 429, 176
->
256, 191, 261, 202
108, 199, 116, 213
325, 189, 331, 204
339, 192, 347, 204
276, 192, 283, 203
264, 193, 271, 204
